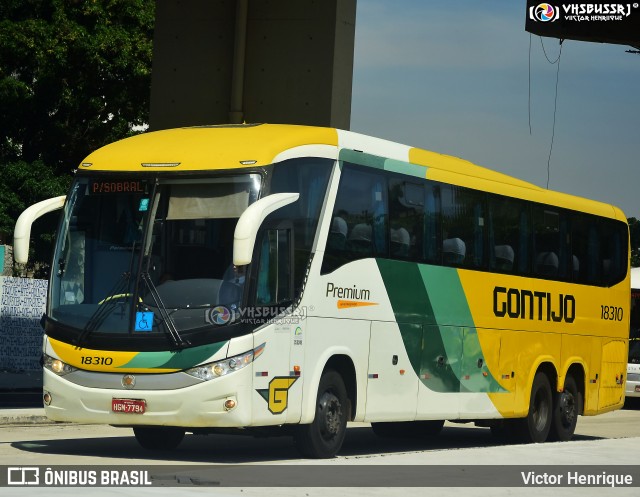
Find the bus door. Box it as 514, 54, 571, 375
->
250, 225, 299, 425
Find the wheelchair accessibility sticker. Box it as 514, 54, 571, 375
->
135, 312, 154, 331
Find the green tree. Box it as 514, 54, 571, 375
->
0, 0, 154, 269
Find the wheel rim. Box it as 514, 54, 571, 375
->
318, 391, 343, 441
559, 390, 576, 428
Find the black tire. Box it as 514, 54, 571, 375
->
371, 420, 444, 438
133, 426, 185, 450
294, 370, 348, 458
548, 375, 581, 441
512, 372, 553, 443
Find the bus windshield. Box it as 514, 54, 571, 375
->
49, 174, 261, 337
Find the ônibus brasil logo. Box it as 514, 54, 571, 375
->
530, 3, 560, 21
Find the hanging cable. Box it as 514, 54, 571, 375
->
540, 36, 562, 64
546, 39, 563, 189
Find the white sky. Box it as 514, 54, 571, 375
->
350, 1, 640, 218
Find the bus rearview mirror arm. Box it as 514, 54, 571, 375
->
233, 193, 299, 266
13, 195, 67, 264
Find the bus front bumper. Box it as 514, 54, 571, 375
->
42, 368, 253, 427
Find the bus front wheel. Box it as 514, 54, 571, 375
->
294, 370, 348, 458
133, 426, 185, 450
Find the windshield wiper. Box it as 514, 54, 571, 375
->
141, 272, 190, 349
76, 240, 138, 347
76, 271, 131, 346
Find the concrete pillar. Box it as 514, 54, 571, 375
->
150, 0, 356, 131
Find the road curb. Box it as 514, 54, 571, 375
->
0, 409, 55, 426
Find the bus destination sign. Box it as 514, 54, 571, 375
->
90, 180, 146, 194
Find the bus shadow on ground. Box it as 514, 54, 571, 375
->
623, 397, 640, 410
10, 424, 604, 464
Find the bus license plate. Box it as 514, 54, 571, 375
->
112, 398, 146, 414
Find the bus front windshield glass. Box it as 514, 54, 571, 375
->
49, 174, 261, 336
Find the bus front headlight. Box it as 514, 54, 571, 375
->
43, 354, 77, 376
185, 343, 265, 381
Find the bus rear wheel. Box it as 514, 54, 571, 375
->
294, 370, 348, 458
133, 426, 185, 450
513, 371, 552, 443
548, 375, 581, 441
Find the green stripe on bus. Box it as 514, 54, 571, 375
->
418, 265, 505, 393
338, 150, 428, 178
376, 259, 460, 393
339, 149, 386, 168
118, 340, 227, 370
384, 159, 428, 178
377, 260, 505, 393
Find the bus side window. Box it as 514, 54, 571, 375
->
321, 165, 387, 273
587, 224, 600, 284
441, 185, 486, 269
423, 184, 441, 264
255, 228, 292, 306
533, 207, 561, 279
570, 214, 594, 284
388, 178, 424, 261
488, 195, 528, 274
600, 221, 626, 286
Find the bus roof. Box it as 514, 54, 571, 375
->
79, 124, 625, 221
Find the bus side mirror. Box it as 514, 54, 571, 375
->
13, 195, 66, 264
233, 193, 299, 266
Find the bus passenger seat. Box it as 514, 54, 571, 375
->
327, 216, 348, 251
536, 251, 559, 277
390, 227, 410, 258
602, 259, 611, 276
348, 223, 373, 255
572, 255, 580, 274
443, 237, 466, 265
494, 244, 515, 271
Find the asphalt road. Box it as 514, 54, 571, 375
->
1, 406, 639, 497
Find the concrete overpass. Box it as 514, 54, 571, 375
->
150, 0, 357, 130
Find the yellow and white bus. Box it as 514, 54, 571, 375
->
627, 267, 640, 398
15, 124, 629, 458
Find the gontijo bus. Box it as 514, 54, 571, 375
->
14, 124, 629, 458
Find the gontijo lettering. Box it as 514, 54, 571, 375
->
493, 286, 575, 323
